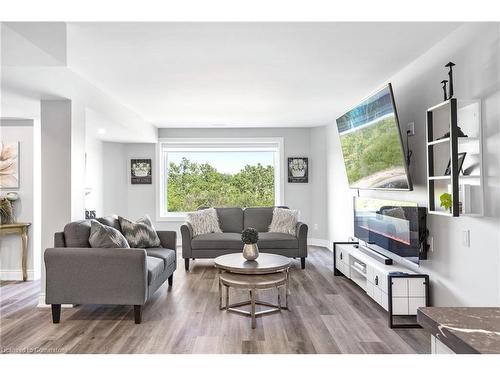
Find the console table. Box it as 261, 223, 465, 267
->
0, 222, 31, 281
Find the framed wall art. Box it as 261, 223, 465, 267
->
288, 157, 308, 183
131, 158, 152, 184
0, 141, 20, 189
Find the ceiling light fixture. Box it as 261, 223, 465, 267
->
97, 128, 107, 135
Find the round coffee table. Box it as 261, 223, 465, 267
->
214, 253, 292, 328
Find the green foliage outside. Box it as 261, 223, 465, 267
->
167, 158, 275, 212
340, 117, 404, 184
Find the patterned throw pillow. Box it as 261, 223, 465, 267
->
89, 220, 130, 248
186, 208, 222, 236
269, 207, 299, 235
118, 214, 161, 248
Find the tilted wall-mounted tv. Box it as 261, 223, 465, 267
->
336, 83, 412, 190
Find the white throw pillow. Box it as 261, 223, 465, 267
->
269, 207, 298, 235
186, 208, 222, 236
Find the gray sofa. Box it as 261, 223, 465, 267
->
44, 216, 176, 324
181, 207, 308, 271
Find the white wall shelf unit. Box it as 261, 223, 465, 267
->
426, 98, 483, 217
333, 242, 430, 328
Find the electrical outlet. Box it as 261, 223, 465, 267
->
407, 122, 415, 136
429, 236, 434, 252
313, 223, 319, 230
462, 230, 470, 247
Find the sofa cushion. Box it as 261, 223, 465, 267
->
187, 208, 222, 236
146, 248, 176, 268
119, 215, 161, 248
243, 207, 274, 232
147, 256, 165, 284
63, 220, 91, 248
215, 207, 243, 233
269, 207, 298, 235
89, 220, 130, 248
191, 232, 243, 250
258, 232, 298, 249
96, 215, 122, 231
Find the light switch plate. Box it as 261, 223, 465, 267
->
462, 230, 470, 247
407, 122, 415, 136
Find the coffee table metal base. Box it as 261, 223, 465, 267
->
219, 272, 289, 329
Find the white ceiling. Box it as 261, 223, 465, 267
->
67, 22, 461, 128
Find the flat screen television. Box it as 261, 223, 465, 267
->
336, 83, 412, 190
353, 197, 427, 265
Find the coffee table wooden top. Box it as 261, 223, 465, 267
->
214, 253, 291, 274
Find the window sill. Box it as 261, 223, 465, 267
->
156, 214, 187, 222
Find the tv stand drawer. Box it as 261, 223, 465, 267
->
366, 266, 387, 293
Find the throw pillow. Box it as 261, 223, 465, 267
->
269, 207, 298, 235
186, 208, 222, 236
118, 214, 161, 248
89, 220, 130, 248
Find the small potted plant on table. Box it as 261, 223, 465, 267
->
241, 227, 259, 261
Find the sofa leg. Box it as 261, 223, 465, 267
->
168, 275, 173, 286
185, 258, 190, 271
51, 304, 61, 324
301, 257, 306, 269
134, 305, 142, 324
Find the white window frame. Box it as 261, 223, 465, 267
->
156, 137, 284, 221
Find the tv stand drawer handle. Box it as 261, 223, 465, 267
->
375, 276, 379, 285
340, 252, 343, 260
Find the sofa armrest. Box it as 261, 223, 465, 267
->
296, 222, 308, 257
180, 222, 193, 258
157, 230, 177, 250
44, 247, 148, 306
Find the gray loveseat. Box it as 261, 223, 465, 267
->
44, 216, 176, 324
181, 207, 308, 271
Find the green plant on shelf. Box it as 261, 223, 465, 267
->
439, 193, 452, 212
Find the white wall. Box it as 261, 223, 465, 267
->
84, 135, 104, 216
325, 23, 500, 306
0, 119, 35, 280
101, 127, 320, 239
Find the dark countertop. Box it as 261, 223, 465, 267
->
417, 307, 500, 354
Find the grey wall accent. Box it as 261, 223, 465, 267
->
159, 127, 312, 225
41, 100, 73, 296
309, 126, 328, 239
101, 127, 317, 239
102, 142, 127, 216
0, 119, 35, 280
325, 23, 500, 306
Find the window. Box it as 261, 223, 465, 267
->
158, 138, 283, 219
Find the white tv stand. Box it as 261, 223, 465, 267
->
333, 242, 429, 328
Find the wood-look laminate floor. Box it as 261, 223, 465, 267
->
0, 246, 430, 354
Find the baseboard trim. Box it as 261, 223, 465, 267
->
0, 269, 35, 281
309, 238, 333, 251
37, 293, 74, 308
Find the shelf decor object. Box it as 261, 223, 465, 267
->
426, 98, 483, 217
